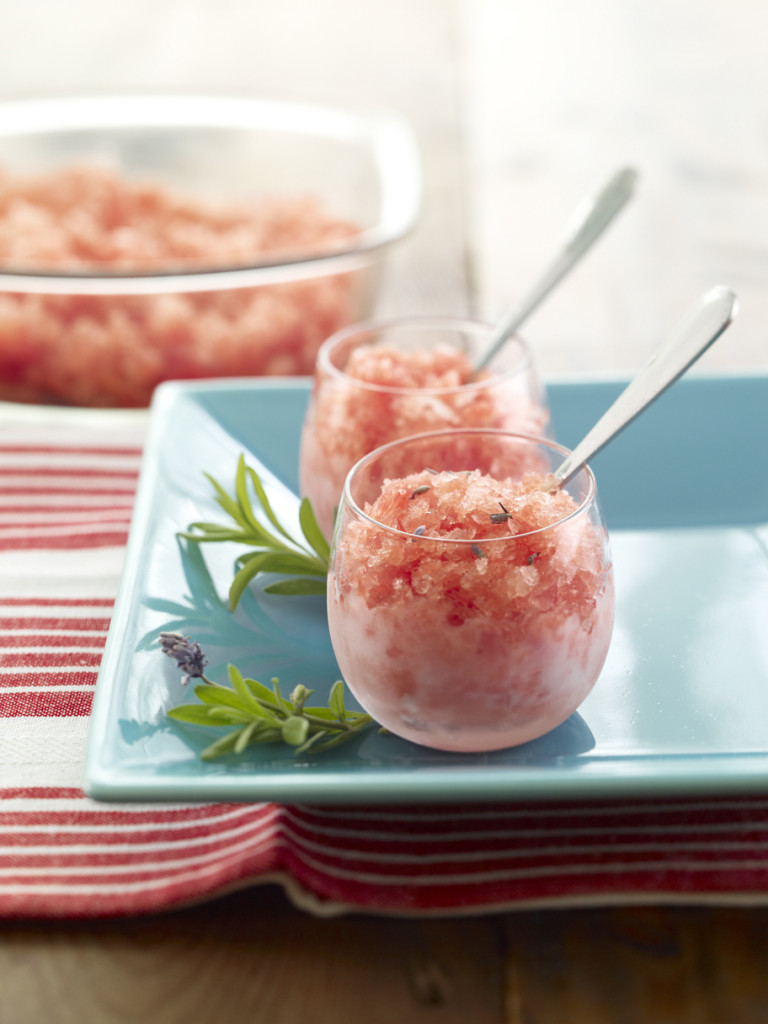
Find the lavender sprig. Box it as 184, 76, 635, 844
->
160, 632, 376, 760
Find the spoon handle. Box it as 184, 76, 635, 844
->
473, 166, 638, 375
553, 286, 739, 488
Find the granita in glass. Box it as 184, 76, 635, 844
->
327, 429, 614, 753
299, 317, 550, 538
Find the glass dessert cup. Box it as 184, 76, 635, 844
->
298, 316, 550, 539
326, 429, 615, 753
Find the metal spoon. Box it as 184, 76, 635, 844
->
552, 286, 738, 489
473, 166, 638, 376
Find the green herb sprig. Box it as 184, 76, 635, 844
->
178, 454, 329, 609
160, 632, 376, 760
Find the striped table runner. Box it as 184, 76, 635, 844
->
2, 403, 768, 918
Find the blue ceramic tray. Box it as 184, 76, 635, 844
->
84, 374, 768, 803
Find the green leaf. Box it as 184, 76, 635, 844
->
294, 729, 330, 755
167, 704, 225, 726
206, 675, 279, 725
281, 715, 310, 746
244, 676, 282, 706
302, 730, 363, 754
186, 521, 248, 535
235, 455, 277, 543
178, 526, 250, 544
328, 680, 347, 721
234, 720, 260, 754
228, 663, 261, 710
200, 729, 246, 760
247, 466, 295, 543
205, 706, 254, 724
301, 706, 342, 722
263, 577, 327, 596
299, 497, 331, 561
193, 684, 249, 712
228, 551, 325, 609
204, 472, 247, 527
235, 550, 327, 576
305, 717, 375, 753
219, 459, 281, 550
228, 557, 266, 611
254, 727, 284, 744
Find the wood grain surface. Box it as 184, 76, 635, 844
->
2, 886, 503, 1024
4, 892, 768, 1023
2, 0, 768, 1020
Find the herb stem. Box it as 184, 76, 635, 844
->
301, 712, 355, 732
248, 694, 358, 732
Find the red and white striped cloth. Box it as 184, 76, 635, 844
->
3, 404, 768, 919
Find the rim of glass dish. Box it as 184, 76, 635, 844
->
318, 315, 535, 394
341, 427, 598, 544
0, 94, 422, 295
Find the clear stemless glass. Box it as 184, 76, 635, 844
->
299, 316, 550, 539
326, 429, 615, 753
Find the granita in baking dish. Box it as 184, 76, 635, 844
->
327, 429, 614, 753
0, 164, 362, 406
299, 317, 550, 539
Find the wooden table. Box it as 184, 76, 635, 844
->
3, 0, 768, 1019
4, 893, 768, 1023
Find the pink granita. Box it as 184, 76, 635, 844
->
299, 320, 550, 538
0, 164, 362, 406
327, 436, 614, 753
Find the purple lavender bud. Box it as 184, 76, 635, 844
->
159, 632, 208, 685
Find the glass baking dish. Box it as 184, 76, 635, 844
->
0, 94, 422, 406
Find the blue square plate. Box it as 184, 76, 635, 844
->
84, 373, 768, 803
